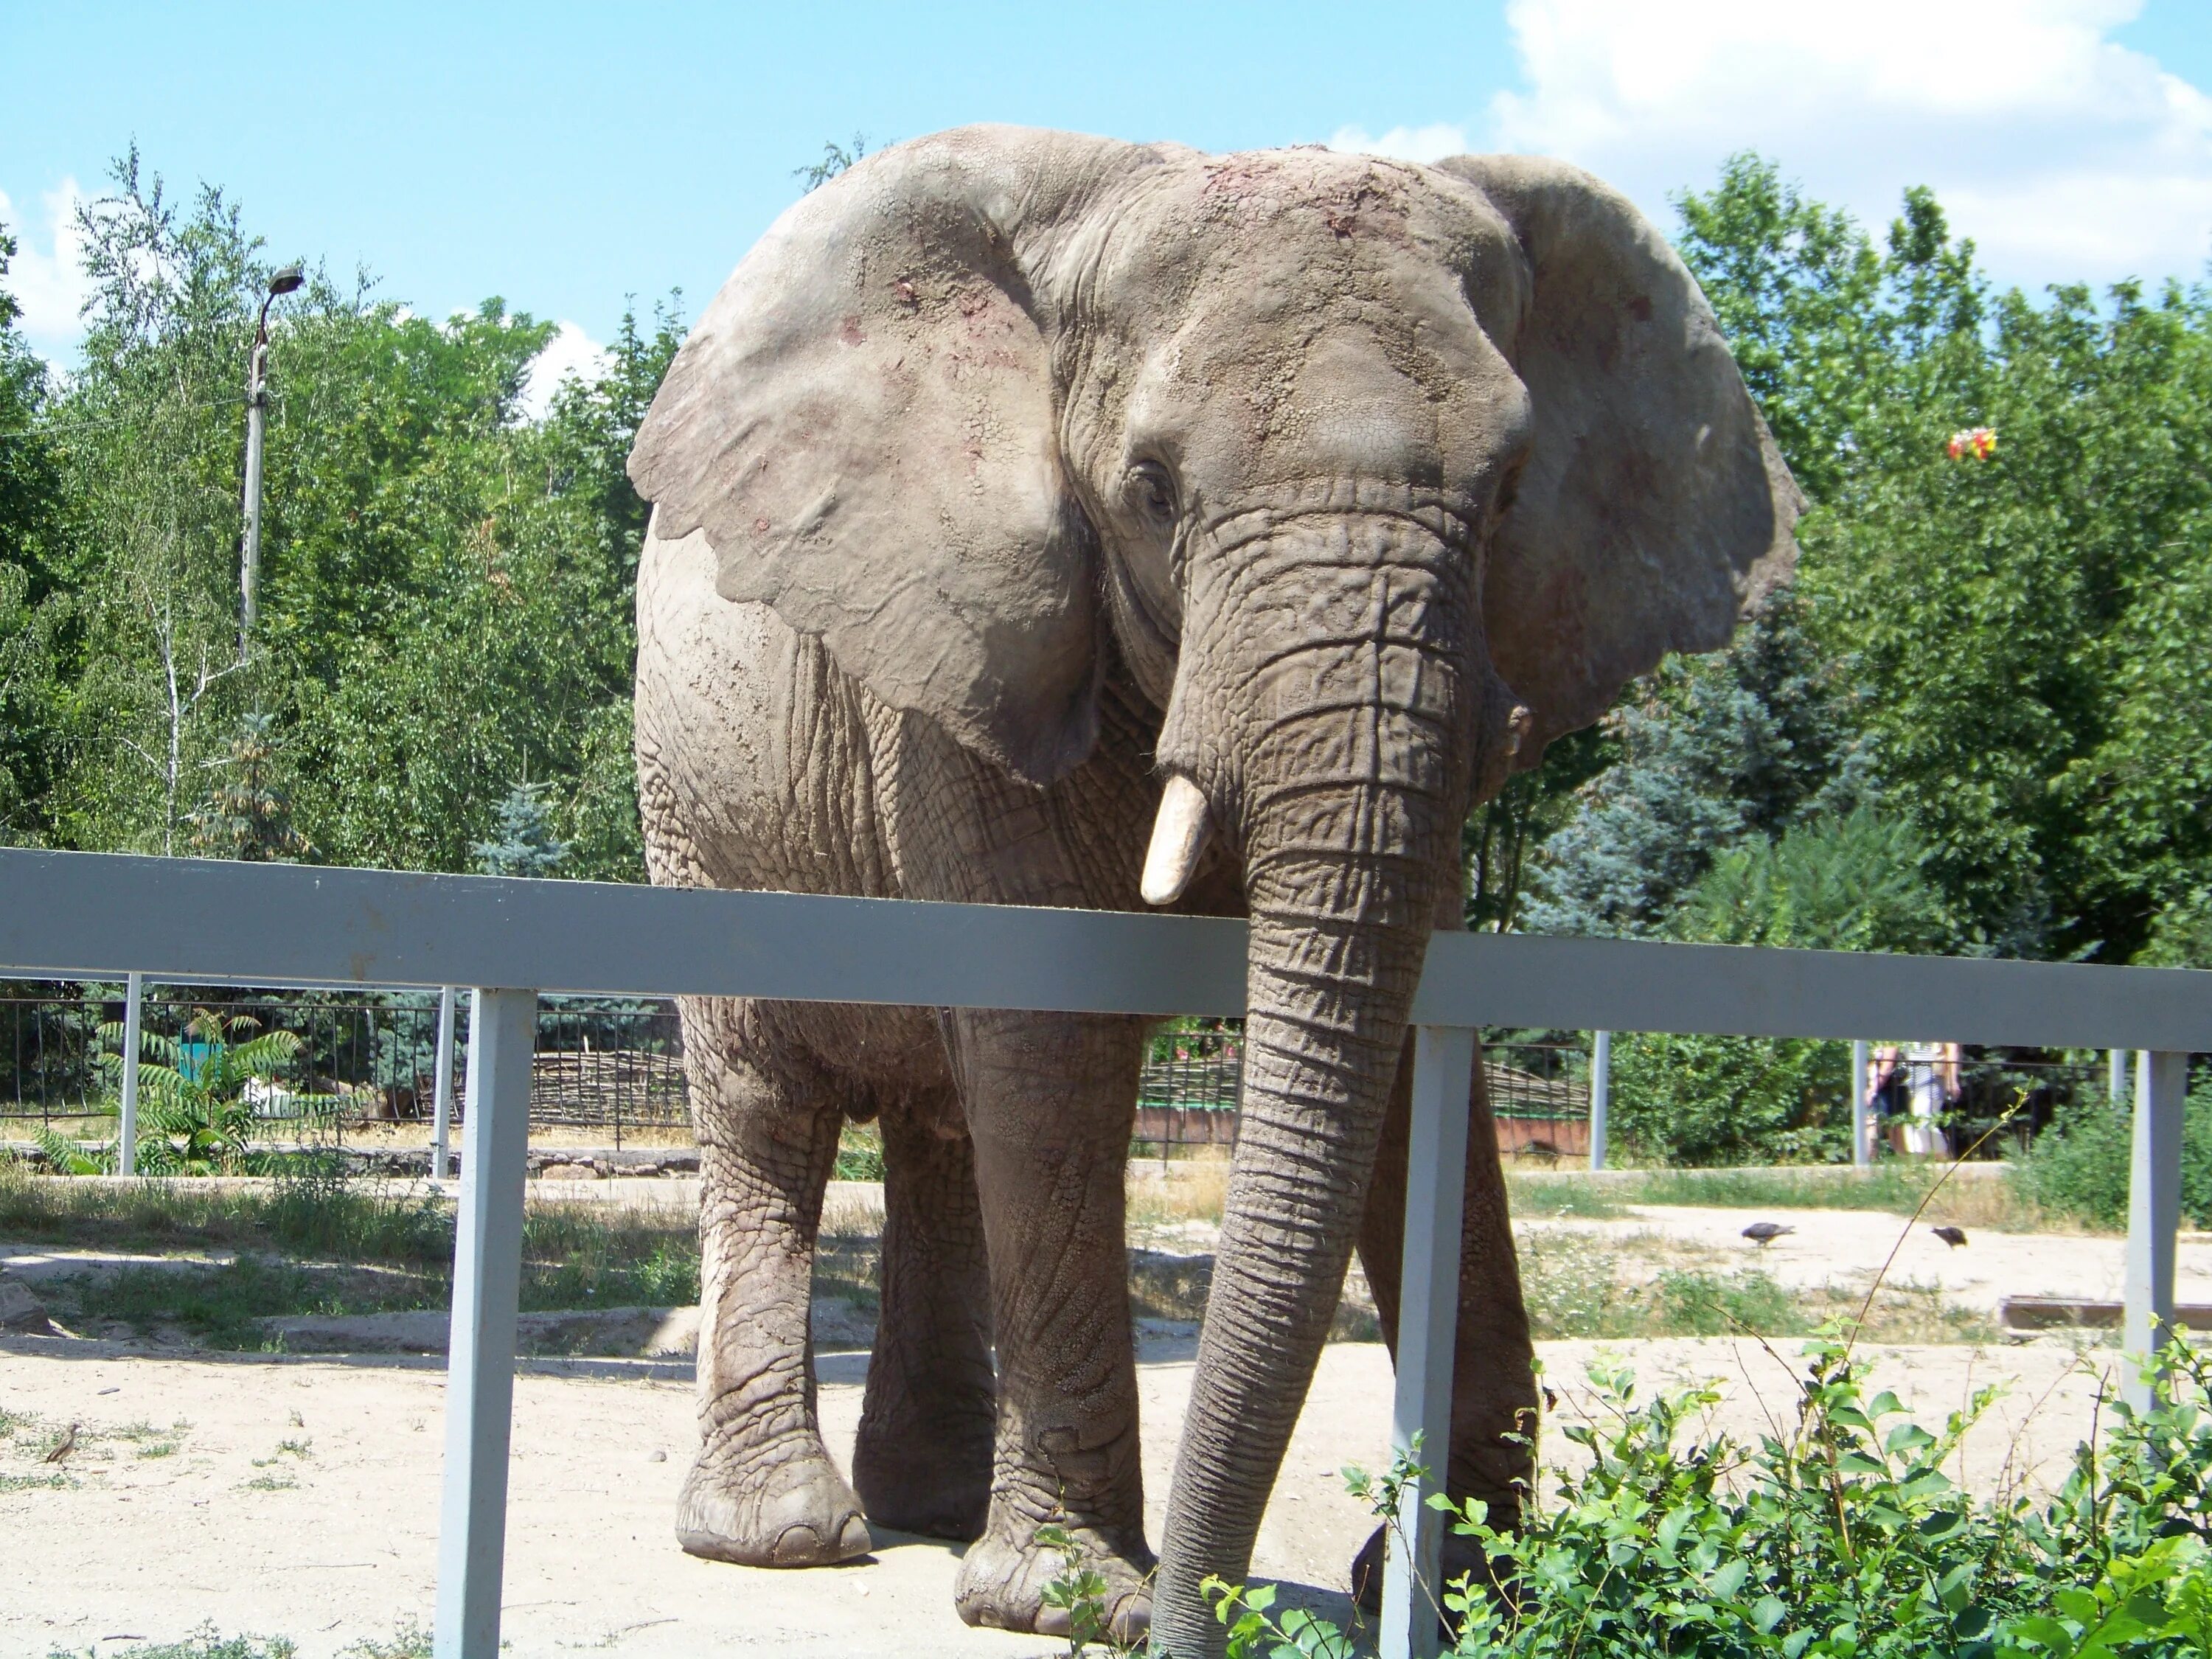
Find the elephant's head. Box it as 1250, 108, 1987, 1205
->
630, 125, 1795, 1653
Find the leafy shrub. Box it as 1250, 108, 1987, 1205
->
1593, 810, 1952, 1168
1607, 1032, 1851, 1166
1679, 809, 1952, 956
2011, 1084, 2212, 1228
1210, 1335, 2212, 1659
101, 1007, 307, 1175
834, 1121, 885, 1181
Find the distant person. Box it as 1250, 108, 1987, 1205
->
1896, 1040, 1960, 1157
1865, 1043, 1905, 1158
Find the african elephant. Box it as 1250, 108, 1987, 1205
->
628, 125, 1796, 1656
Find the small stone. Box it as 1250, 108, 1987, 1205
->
0, 1275, 54, 1335
648, 1448, 667, 1463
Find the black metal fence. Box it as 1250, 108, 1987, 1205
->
0, 984, 2146, 1162
1, 986, 688, 1150
1129, 1029, 2131, 1159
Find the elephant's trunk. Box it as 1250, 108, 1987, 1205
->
1147, 515, 1474, 1658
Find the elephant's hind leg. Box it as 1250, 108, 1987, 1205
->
677, 996, 872, 1568
852, 1088, 995, 1540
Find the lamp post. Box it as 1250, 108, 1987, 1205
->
240, 265, 303, 664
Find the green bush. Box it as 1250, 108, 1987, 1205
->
1588, 810, 1947, 1168
1608, 1032, 1851, 1165
2010, 1085, 2212, 1228
1208, 1335, 2212, 1659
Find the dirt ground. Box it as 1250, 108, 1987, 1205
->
5, 1175, 2192, 1656
1, 1325, 2129, 1659
1518, 1204, 2212, 1315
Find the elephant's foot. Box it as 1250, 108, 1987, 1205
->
852, 1422, 991, 1541
954, 1520, 1155, 1641
675, 1444, 873, 1567
1349, 1519, 1503, 1614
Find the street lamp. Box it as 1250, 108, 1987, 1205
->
239, 264, 303, 663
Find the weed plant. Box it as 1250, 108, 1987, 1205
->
2011, 1087, 2212, 1230
1202, 1335, 2212, 1659
48, 1627, 431, 1658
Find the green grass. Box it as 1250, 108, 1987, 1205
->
45, 1256, 441, 1348
5, 1158, 713, 1344
0, 1156, 453, 1262
1505, 1176, 1632, 1219
1511, 1163, 2043, 1228
1515, 1228, 1996, 1343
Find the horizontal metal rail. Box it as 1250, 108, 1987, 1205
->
1, 846, 2203, 1659
6, 850, 2212, 1047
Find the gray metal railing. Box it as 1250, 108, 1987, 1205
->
2, 847, 2208, 1659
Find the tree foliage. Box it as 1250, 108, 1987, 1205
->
0, 151, 681, 877
1526, 153, 2212, 970
0, 215, 66, 843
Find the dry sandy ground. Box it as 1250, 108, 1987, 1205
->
2, 1328, 2125, 1659
1518, 1206, 2212, 1314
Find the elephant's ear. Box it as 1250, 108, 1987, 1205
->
1436, 154, 1801, 757
630, 127, 1145, 786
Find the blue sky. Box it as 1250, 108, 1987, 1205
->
7, 1, 2211, 399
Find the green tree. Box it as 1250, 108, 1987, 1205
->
472, 781, 571, 877
21, 150, 681, 878
0, 216, 66, 843
1521, 593, 1864, 938
1679, 807, 1951, 954
1604, 812, 1950, 1166
186, 712, 313, 861
796, 134, 870, 192
1548, 153, 2212, 969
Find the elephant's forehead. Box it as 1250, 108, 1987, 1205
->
1090, 147, 1520, 316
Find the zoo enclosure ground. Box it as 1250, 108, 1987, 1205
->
0, 1333, 2129, 1659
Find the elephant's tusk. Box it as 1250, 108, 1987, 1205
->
1141, 774, 1212, 907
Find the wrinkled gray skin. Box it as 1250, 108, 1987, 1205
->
629, 126, 1797, 1658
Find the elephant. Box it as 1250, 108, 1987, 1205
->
627, 125, 1797, 1657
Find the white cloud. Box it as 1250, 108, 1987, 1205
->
1326, 122, 1472, 165
0, 178, 93, 361
1481, 0, 2212, 291
517, 320, 612, 422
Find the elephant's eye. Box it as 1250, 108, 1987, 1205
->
1127, 462, 1177, 529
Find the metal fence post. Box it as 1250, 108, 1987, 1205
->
116, 972, 143, 1176
1382, 1024, 1476, 1659
433, 987, 537, 1659
2124, 1049, 2187, 1414
1587, 1031, 1610, 1172
2111, 1048, 2130, 1109
1851, 1040, 1871, 1169
431, 986, 457, 1181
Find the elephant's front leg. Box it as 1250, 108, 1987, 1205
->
677, 996, 872, 1567
1350, 1034, 1538, 1609
945, 1009, 1155, 1641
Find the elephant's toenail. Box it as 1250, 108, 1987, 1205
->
771, 1523, 822, 1564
